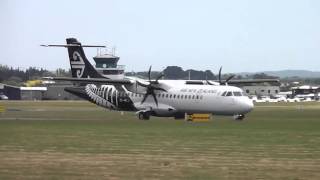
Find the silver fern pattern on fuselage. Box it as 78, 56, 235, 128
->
85, 84, 117, 109
85, 84, 136, 111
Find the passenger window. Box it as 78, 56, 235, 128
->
177, 95, 180, 99
192, 95, 195, 99
221, 91, 227, 96
162, 94, 165, 98
170, 94, 172, 98
226, 92, 233, 96
166, 94, 169, 98
196, 95, 199, 99
185, 95, 188, 99
173, 95, 176, 98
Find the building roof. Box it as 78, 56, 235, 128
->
0, 83, 20, 89
94, 54, 119, 59
292, 85, 319, 90
20, 87, 47, 91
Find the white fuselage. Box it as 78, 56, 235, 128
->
122, 78, 254, 116
85, 77, 254, 117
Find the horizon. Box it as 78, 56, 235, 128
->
1, 63, 320, 75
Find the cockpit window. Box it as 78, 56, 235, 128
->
233, 91, 242, 96
226, 91, 233, 96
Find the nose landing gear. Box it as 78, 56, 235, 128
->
138, 111, 150, 120
233, 114, 245, 121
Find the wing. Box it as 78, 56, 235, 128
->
188, 79, 280, 85
43, 77, 133, 85
223, 79, 280, 84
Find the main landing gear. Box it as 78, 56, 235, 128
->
233, 114, 245, 121
138, 111, 150, 120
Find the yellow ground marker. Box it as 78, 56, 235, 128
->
0, 104, 5, 113
186, 113, 211, 122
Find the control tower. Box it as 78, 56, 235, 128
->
93, 49, 125, 79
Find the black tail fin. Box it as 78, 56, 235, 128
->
66, 38, 105, 78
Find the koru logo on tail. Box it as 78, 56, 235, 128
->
71, 51, 85, 78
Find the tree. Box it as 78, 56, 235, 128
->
163, 66, 186, 79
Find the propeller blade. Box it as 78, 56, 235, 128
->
139, 66, 164, 106
140, 94, 148, 104
135, 80, 138, 92
148, 66, 152, 81
152, 86, 167, 92
136, 80, 149, 87
225, 74, 235, 83
206, 80, 214, 85
155, 73, 164, 82
218, 66, 222, 85
151, 91, 158, 106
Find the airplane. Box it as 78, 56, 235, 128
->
42, 38, 279, 120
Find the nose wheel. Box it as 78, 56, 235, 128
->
138, 112, 150, 120
234, 114, 245, 121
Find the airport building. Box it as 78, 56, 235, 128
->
291, 85, 319, 100
43, 82, 81, 100
0, 83, 21, 100
20, 87, 47, 100
241, 85, 280, 97
292, 85, 319, 95
0, 82, 81, 100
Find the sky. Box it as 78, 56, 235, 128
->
0, 0, 319, 73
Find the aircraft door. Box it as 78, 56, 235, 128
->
195, 92, 201, 103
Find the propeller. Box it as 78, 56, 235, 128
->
206, 66, 235, 85
137, 66, 166, 106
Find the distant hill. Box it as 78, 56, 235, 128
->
262, 70, 320, 78
238, 70, 320, 78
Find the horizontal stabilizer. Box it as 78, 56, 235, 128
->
40, 44, 106, 48
43, 77, 133, 85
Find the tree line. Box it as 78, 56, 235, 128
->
2, 64, 320, 87
0, 65, 70, 86
126, 66, 278, 80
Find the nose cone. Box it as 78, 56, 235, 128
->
243, 99, 254, 113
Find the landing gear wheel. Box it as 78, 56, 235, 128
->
138, 113, 144, 120
138, 112, 150, 120
234, 114, 245, 121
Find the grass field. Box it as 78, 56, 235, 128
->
0, 101, 320, 179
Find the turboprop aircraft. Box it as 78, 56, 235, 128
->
42, 38, 279, 120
